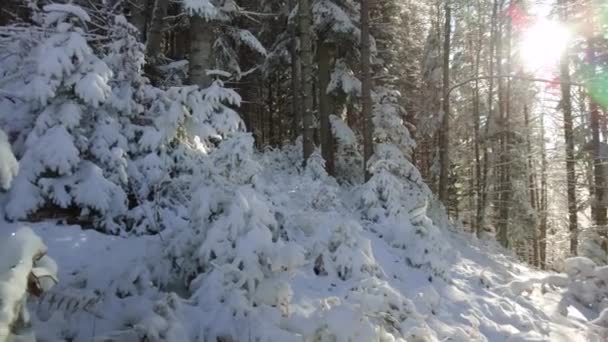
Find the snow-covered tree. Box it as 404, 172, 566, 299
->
3, 5, 127, 232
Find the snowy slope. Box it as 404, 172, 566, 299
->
0, 147, 601, 341
0, 219, 590, 341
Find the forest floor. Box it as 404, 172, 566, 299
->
0, 149, 602, 341
1, 212, 594, 341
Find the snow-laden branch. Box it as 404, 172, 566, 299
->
0, 227, 57, 339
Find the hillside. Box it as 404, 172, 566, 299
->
1, 145, 601, 341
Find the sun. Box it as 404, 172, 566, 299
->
520, 19, 570, 73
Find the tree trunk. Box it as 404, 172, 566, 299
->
318, 41, 336, 176
146, 0, 169, 60
474, 0, 484, 236
289, 0, 302, 142
267, 78, 275, 146
174, 28, 189, 60
496, 4, 509, 248
129, 0, 149, 42
499, 15, 513, 249
299, 0, 314, 162
438, 0, 451, 205
539, 106, 548, 269
559, 0, 578, 256
361, 0, 373, 181
524, 105, 539, 267
587, 36, 608, 253
188, 16, 214, 88
481, 0, 499, 236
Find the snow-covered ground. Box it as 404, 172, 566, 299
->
0, 220, 593, 341
1, 146, 602, 341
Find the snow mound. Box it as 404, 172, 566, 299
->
555, 256, 608, 322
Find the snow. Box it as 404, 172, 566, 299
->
0, 3, 603, 341
184, 0, 230, 21
0, 227, 57, 340
0, 147, 600, 341
0, 129, 18, 190
42, 4, 91, 24
235, 29, 267, 56
564, 257, 597, 278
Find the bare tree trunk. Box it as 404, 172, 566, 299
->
587, 36, 608, 253
318, 41, 336, 176
539, 106, 548, 269
361, 0, 373, 181
474, 0, 484, 236
146, 0, 169, 60
188, 16, 214, 88
438, 0, 451, 205
299, 0, 314, 161
481, 0, 499, 235
174, 28, 189, 60
524, 105, 539, 267
289, 0, 302, 142
559, 0, 578, 256
129, 0, 149, 42
267, 78, 275, 146
496, 4, 509, 248
498, 15, 513, 249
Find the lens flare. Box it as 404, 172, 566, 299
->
520, 19, 570, 73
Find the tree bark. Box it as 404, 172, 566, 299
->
495, 3, 509, 248
438, 0, 451, 205
129, 0, 149, 42
174, 28, 189, 60
559, 0, 578, 256
289, 0, 302, 142
188, 16, 214, 88
524, 105, 539, 267
361, 0, 373, 181
318, 41, 336, 176
146, 0, 169, 60
474, 0, 484, 236
299, 0, 314, 162
539, 105, 548, 269
481, 0, 499, 236
587, 36, 608, 253
498, 15, 513, 249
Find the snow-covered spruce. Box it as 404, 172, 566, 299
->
2, 5, 126, 231
0, 4, 246, 234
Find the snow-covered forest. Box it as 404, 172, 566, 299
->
1, 0, 608, 341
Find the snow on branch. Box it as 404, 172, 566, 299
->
0, 227, 58, 340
